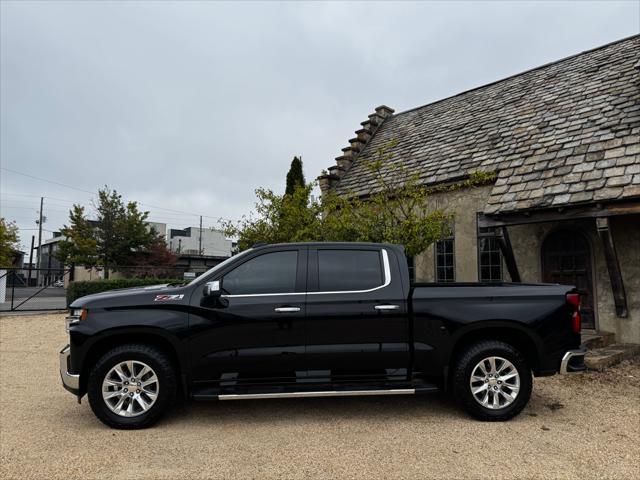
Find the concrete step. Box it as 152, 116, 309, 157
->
584, 343, 640, 372
581, 331, 616, 349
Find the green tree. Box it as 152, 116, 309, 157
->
319, 140, 455, 257
56, 205, 98, 267
224, 141, 495, 258
285, 156, 305, 196
225, 183, 323, 251
94, 189, 157, 277
0, 218, 20, 267
56, 187, 169, 278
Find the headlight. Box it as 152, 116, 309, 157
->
66, 308, 88, 332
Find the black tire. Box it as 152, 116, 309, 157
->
87, 344, 177, 429
452, 340, 532, 421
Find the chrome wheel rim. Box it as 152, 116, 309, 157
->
469, 356, 520, 410
102, 360, 159, 417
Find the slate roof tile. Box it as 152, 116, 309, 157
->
329, 36, 639, 213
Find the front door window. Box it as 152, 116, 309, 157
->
223, 250, 298, 295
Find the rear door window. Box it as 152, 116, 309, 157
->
317, 249, 384, 292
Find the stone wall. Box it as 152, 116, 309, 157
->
507, 215, 639, 343
413, 184, 639, 343
612, 215, 640, 343
414, 184, 494, 282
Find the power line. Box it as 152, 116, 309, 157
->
2, 167, 97, 195
1, 193, 89, 205
0, 193, 43, 198
2, 204, 71, 212
1, 167, 236, 222
1, 198, 83, 210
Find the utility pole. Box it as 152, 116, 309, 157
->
36, 197, 44, 286
199, 215, 203, 256
28, 235, 35, 285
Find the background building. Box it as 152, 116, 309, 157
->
169, 227, 232, 257
147, 221, 167, 239
319, 36, 640, 344
36, 232, 66, 285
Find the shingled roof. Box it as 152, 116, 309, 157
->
324, 35, 640, 215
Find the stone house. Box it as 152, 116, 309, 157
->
318, 35, 640, 344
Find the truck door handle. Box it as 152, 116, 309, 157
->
374, 304, 400, 311
274, 307, 301, 313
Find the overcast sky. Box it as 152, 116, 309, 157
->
1, 0, 639, 251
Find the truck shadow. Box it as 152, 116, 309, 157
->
161, 392, 466, 426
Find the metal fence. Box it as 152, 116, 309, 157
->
0, 268, 71, 312
0, 261, 225, 312
0, 265, 213, 312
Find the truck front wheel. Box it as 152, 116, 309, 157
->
87, 344, 177, 429
452, 340, 532, 421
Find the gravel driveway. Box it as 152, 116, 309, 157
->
1, 314, 639, 480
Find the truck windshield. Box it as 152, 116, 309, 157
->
187, 249, 253, 286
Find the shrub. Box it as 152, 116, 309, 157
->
66, 278, 183, 306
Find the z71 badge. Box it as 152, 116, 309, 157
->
154, 294, 184, 302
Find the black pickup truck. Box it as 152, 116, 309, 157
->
61, 242, 586, 429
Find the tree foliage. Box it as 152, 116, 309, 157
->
128, 237, 178, 278
56, 187, 174, 277
0, 218, 20, 267
57, 205, 98, 268
224, 140, 496, 257
285, 156, 305, 196
224, 183, 324, 251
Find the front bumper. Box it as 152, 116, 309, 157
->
560, 348, 587, 374
60, 344, 80, 394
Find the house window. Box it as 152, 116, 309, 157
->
478, 226, 503, 282
435, 237, 455, 283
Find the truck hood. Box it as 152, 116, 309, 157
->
70, 283, 189, 309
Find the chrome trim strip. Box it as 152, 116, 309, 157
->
222, 248, 391, 298
59, 345, 80, 390
560, 349, 586, 375
274, 307, 301, 313
222, 292, 306, 298
218, 388, 415, 400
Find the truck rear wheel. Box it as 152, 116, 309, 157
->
452, 340, 532, 421
87, 344, 177, 429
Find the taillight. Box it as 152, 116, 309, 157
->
566, 293, 581, 334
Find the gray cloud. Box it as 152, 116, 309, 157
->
1, 0, 638, 251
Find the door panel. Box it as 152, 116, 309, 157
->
542, 230, 595, 329
188, 248, 307, 385
304, 247, 409, 382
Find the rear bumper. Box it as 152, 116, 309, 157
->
560, 348, 587, 374
59, 344, 80, 395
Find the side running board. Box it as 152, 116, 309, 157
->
218, 389, 416, 400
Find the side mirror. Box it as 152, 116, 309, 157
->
203, 280, 221, 297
